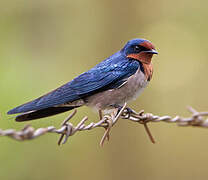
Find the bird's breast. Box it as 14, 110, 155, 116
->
123, 68, 149, 101
85, 69, 148, 110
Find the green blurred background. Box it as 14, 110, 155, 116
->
0, 0, 208, 179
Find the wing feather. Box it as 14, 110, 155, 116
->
8, 55, 140, 114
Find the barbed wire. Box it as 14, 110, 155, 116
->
1, 103, 208, 146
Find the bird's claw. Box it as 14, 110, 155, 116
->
114, 105, 135, 117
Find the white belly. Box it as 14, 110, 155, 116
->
86, 69, 148, 110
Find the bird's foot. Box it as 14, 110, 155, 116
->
113, 104, 135, 117
113, 105, 156, 144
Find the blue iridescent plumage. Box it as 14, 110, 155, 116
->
7, 38, 157, 121
8, 52, 140, 114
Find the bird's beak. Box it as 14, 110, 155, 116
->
144, 49, 158, 54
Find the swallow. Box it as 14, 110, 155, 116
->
7, 38, 158, 122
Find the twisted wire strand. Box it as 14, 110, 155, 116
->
0, 104, 208, 146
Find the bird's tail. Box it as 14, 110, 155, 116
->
15, 106, 79, 122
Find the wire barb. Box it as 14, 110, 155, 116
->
1, 105, 208, 146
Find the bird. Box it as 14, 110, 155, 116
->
7, 38, 158, 122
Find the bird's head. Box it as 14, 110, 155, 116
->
122, 38, 158, 64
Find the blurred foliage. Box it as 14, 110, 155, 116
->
0, 0, 208, 179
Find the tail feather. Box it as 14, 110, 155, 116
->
15, 106, 78, 122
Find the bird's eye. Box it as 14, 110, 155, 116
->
134, 45, 149, 52
134, 45, 140, 51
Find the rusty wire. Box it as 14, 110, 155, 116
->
1, 103, 208, 146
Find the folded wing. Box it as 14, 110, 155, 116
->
8, 57, 140, 114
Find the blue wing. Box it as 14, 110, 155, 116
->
8, 52, 140, 114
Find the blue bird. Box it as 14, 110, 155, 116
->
8, 38, 158, 122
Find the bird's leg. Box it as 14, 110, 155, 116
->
98, 110, 103, 120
